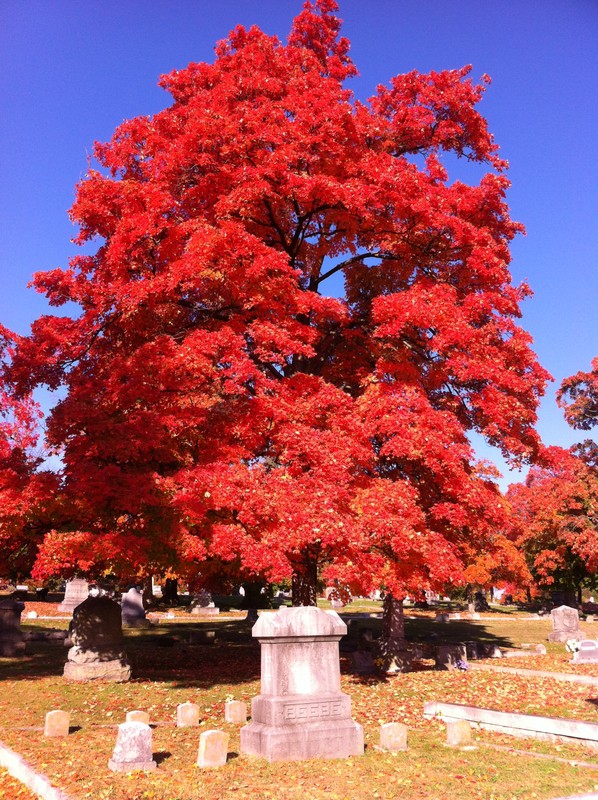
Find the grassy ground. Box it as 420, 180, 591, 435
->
1, 607, 598, 799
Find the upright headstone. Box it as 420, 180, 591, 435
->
63, 596, 131, 682
240, 605, 364, 762
224, 700, 247, 724
548, 605, 580, 643
177, 702, 200, 727
377, 722, 408, 752
197, 730, 229, 768
0, 597, 26, 656
58, 578, 89, 613
446, 720, 472, 748
121, 587, 148, 628
108, 722, 156, 772
44, 710, 70, 737
190, 589, 220, 617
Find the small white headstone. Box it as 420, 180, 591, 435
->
224, 700, 247, 724
177, 702, 200, 727
446, 719, 472, 747
378, 722, 408, 752
108, 721, 156, 772
197, 729, 229, 768
44, 710, 70, 738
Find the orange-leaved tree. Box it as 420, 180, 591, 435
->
9, 1, 548, 602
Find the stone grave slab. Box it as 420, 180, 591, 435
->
225, 700, 247, 724
121, 587, 148, 628
177, 702, 200, 727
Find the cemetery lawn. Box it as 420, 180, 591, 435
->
0, 613, 598, 799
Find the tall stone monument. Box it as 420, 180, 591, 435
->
58, 578, 89, 613
240, 605, 364, 762
548, 605, 580, 643
64, 596, 131, 681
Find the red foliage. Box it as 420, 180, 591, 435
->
9, 1, 547, 594
559, 356, 598, 431
507, 446, 598, 591
0, 327, 59, 579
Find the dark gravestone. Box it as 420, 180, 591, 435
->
64, 596, 130, 681
0, 598, 26, 656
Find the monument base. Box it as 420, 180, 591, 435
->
241, 716, 363, 762
64, 659, 131, 682
548, 631, 572, 643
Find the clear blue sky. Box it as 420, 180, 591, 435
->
0, 0, 596, 487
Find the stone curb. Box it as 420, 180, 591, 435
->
550, 795, 598, 799
469, 663, 598, 686
0, 739, 72, 800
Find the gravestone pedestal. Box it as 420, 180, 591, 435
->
0, 598, 26, 656
548, 605, 580, 643
240, 606, 363, 762
58, 579, 89, 614
64, 596, 130, 682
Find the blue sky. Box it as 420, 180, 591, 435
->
0, 0, 596, 487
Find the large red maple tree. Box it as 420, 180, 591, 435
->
10, 1, 548, 602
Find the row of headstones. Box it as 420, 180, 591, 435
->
59, 580, 219, 623
45, 708, 472, 771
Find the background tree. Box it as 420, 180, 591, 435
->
10, 0, 548, 603
0, 328, 58, 581
507, 446, 598, 604
558, 356, 598, 431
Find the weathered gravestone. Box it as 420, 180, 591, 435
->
44, 710, 70, 738
108, 721, 156, 772
58, 578, 89, 613
225, 700, 247, 724
573, 640, 598, 664
240, 605, 364, 762
177, 702, 200, 727
548, 605, 580, 643
63, 596, 131, 681
0, 597, 26, 656
190, 589, 220, 617
121, 587, 148, 628
197, 730, 229, 768
446, 719, 472, 748
377, 722, 408, 752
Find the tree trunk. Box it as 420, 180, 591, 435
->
382, 593, 405, 641
291, 557, 318, 606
